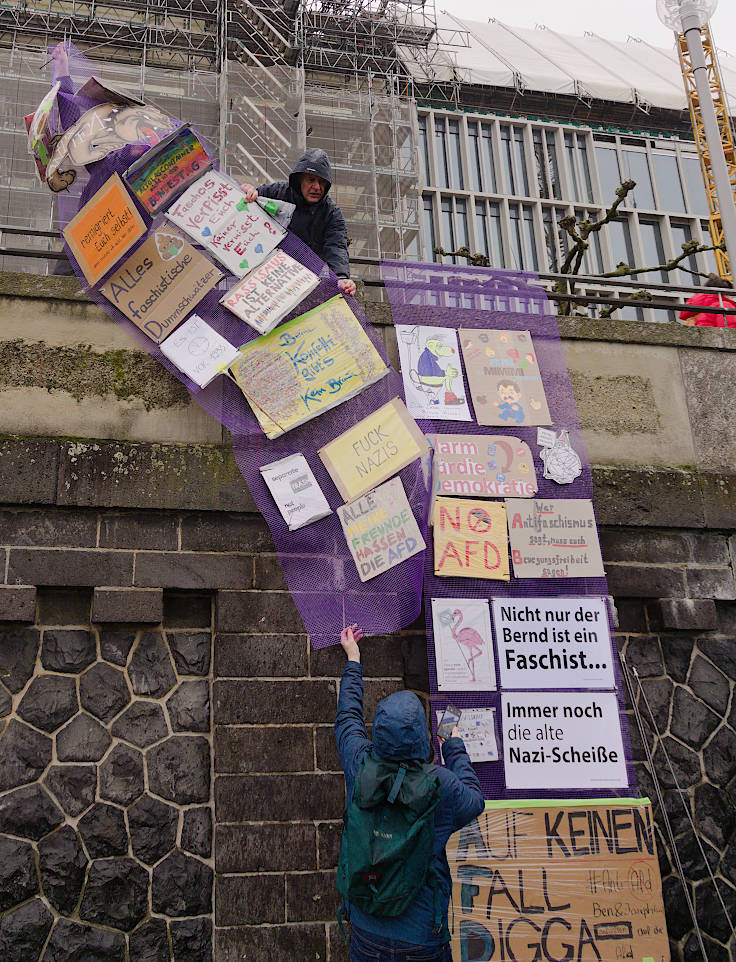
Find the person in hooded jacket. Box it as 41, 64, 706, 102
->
335, 624, 484, 962
679, 273, 736, 327
241, 148, 357, 297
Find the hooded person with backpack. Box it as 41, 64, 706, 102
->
335, 624, 484, 961
241, 148, 357, 297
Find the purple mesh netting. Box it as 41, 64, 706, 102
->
48, 49, 428, 649
381, 260, 637, 800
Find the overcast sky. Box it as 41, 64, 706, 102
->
439, 1, 736, 58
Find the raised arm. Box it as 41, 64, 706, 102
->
334, 625, 370, 783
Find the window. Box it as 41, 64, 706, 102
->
423, 194, 436, 261
622, 151, 655, 209
480, 124, 497, 193
652, 153, 686, 213
523, 205, 539, 270
448, 119, 464, 189
682, 156, 710, 216
468, 122, 482, 192
577, 135, 593, 204
545, 132, 562, 199
500, 125, 516, 195
574, 209, 603, 274
509, 203, 538, 270
533, 130, 548, 198
434, 117, 449, 189
607, 217, 640, 319
639, 219, 667, 281
513, 127, 530, 196
489, 202, 504, 267
440, 196, 455, 260
509, 204, 524, 269
418, 115, 430, 184
543, 208, 559, 270
475, 200, 490, 258
456, 198, 469, 251
595, 146, 622, 204
565, 133, 580, 201
670, 221, 698, 286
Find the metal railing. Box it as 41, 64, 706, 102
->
2, 227, 735, 323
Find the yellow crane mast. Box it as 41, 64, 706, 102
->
677, 23, 736, 280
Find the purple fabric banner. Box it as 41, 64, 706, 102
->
381, 260, 637, 800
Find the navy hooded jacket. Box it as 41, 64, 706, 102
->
335, 661, 484, 946
256, 148, 351, 279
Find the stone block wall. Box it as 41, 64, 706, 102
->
0, 278, 734, 961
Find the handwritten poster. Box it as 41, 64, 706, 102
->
448, 800, 669, 962
506, 498, 605, 579
338, 477, 426, 583
433, 497, 509, 581
319, 398, 429, 502
459, 328, 551, 427
229, 295, 388, 439
99, 226, 222, 343
166, 170, 242, 240
158, 314, 239, 388
124, 125, 212, 214
396, 324, 472, 421
220, 249, 320, 334
501, 691, 628, 790
431, 434, 537, 502
431, 598, 496, 691
62, 174, 147, 285
491, 597, 615, 690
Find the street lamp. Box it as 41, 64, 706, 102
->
656, 0, 736, 277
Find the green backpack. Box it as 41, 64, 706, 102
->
337, 753, 443, 932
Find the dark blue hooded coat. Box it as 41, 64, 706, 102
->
335, 661, 484, 946
256, 148, 351, 278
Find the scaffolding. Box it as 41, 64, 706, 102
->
677, 23, 736, 280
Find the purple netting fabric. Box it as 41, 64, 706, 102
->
48, 49, 428, 649
381, 260, 637, 800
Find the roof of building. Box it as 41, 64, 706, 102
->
401, 13, 736, 114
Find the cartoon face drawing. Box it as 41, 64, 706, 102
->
497, 381, 522, 405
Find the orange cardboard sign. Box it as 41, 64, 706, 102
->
62, 173, 147, 285
433, 497, 509, 580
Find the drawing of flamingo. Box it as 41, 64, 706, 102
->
440, 607, 486, 683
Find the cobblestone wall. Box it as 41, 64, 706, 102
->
0, 445, 734, 960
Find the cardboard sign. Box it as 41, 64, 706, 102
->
436, 707, 499, 763
62, 174, 147, 285
221, 249, 320, 335
431, 598, 496, 692
431, 434, 537, 502
433, 497, 509, 581
396, 324, 472, 421
338, 477, 426, 583
492, 597, 615, 690
99, 226, 222, 343
448, 800, 669, 962
501, 691, 628, 789
125, 125, 212, 214
319, 398, 429, 503
158, 314, 239, 387
459, 328, 551, 426
506, 498, 605, 579
207, 202, 285, 277
229, 295, 388, 439
166, 170, 242, 239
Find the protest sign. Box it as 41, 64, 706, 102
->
492, 597, 615, 690
166, 170, 242, 239
124, 125, 212, 214
431, 434, 537, 503
159, 314, 239, 387
260, 453, 332, 531
459, 328, 551, 427
229, 295, 388, 439
448, 799, 669, 962
338, 477, 426, 582
207, 202, 285, 277
396, 324, 472, 421
99, 226, 222, 343
501, 691, 628, 790
434, 497, 509, 581
506, 498, 605, 579
436, 707, 498, 763
221, 249, 320, 334
62, 173, 147, 285
431, 598, 496, 691
319, 398, 429, 502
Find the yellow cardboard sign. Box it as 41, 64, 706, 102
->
433, 496, 509, 580
229, 295, 388, 439
62, 173, 147, 285
319, 398, 429, 502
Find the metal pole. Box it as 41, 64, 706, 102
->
681, 8, 736, 269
